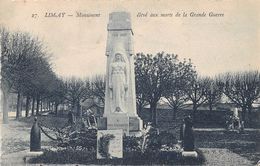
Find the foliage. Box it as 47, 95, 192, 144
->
29, 146, 205, 165
29, 121, 204, 165
48, 78, 66, 114
60, 128, 98, 150
98, 133, 115, 158
89, 74, 106, 104
0, 27, 61, 118
135, 52, 196, 126
158, 131, 178, 146
123, 136, 142, 151
164, 58, 196, 119
63, 77, 90, 116
38, 118, 97, 150
29, 148, 96, 164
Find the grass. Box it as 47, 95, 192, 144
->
195, 130, 260, 164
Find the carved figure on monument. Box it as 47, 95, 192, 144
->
99, 11, 143, 135
109, 52, 129, 113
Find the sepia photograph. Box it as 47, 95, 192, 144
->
0, 0, 260, 165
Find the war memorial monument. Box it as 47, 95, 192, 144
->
97, 12, 143, 136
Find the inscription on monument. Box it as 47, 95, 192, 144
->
107, 116, 129, 134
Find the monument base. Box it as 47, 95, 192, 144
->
181, 151, 198, 158
24, 151, 43, 163
97, 117, 107, 130
97, 115, 143, 136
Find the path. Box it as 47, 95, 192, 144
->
201, 148, 254, 166
1, 117, 50, 165
195, 128, 260, 132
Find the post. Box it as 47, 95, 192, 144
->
181, 116, 198, 158
30, 117, 41, 151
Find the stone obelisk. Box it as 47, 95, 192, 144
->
98, 11, 142, 136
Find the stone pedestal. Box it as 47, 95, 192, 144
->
24, 151, 43, 163
182, 151, 198, 158
107, 115, 129, 134
98, 115, 142, 136
97, 117, 107, 130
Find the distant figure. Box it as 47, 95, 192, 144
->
183, 116, 195, 151
68, 111, 75, 125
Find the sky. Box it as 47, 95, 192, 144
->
0, 0, 259, 78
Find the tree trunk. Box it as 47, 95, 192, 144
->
2, 92, 9, 124
55, 103, 59, 115
25, 96, 30, 117
16, 92, 21, 119
40, 100, 43, 112
76, 101, 82, 118
192, 103, 197, 122
48, 101, 51, 111
209, 103, 213, 112
52, 102, 55, 111
241, 107, 246, 125
36, 97, 40, 115
31, 98, 35, 116
20, 94, 23, 117
248, 105, 252, 128
72, 101, 76, 113
150, 102, 157, 126
172, 107, 177, 120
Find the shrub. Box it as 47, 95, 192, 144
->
123, 136, 142, 151
29, 148, 96, 164
29, 146, 205, 165
29, 119, 203, 165
158, 131, 177, 146
58, 128, 97, 150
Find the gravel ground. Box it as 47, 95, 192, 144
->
201, 148, 254, 166
1, 118, 51, 155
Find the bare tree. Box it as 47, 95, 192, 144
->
64, 77, 89, 117
164, 81, 189, 120
48, 77, 66, 115
90, 74, 105, 104
135, 52, 196, 126
205, 78, 222, 111
0, 27, 10, 123
163, 59, 196, 119
186, 76, 211, 120
219, 71, 260, 126
1, 27, 56, 119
